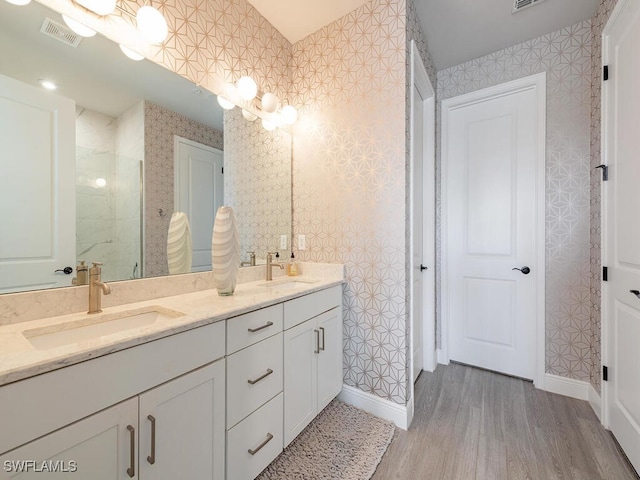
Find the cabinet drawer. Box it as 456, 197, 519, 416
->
227, 304, 283, 354
284, 285, 342, 330
227, 393, 283, 480
226, 333, 283, 427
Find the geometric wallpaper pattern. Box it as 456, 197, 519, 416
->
291, 0, 420, 404
144, 101, 223, 277
590, 0, 618, 394
438, 20, 594, 382
224, 107, 292, 260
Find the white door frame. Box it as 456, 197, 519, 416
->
409, 40, 436, 412
601, 0, 635, 428
440, 73, 547, 389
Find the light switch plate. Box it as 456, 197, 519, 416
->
298, 234, 306, 250
280, 235, 288, 249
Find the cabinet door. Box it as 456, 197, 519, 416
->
1, 398, 137, 480
283, 319, 318, 446
316, 307, 343, 412
138, 360, 225, 480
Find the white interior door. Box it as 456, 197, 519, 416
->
410, 42, 436, 386
443, 74, 545, 381
603, 1, 640, 472
174, 136, 223, 272
0, 74, 75, 293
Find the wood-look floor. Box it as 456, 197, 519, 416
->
373, 363, 639, 480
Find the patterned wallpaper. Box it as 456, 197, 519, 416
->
291, 0, 434, 405
144, 101, 223, 277
590, 0, 618, 394
224, 108, 292, 260
437, 21, 593, 382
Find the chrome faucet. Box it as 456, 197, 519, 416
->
240, 251, 257, 267
88, 262, 111, 314
266, 252, 284, 281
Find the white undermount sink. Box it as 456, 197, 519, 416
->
23, 306, 185, 350
258, 278, 319, 290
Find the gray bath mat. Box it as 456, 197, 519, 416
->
257, 400, 395, 480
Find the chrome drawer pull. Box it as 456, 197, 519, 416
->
248, 321, 274, 333
147, 415, 156, 465
248, 433, 274, 456
314, 329, 320, 354
319, 327, 325, 351
248, 368, 274, 385
126, 425, 135, 478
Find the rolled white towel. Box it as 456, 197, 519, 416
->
167, 212, 192, 274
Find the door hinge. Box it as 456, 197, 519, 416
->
603, 365, 608, 382
603, 266, 608, 282
604, 65, 609, 81
595, 164, 608, 181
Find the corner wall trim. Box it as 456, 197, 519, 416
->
338, 385, 409, 430
544, 374, 589, 401
589, 385, 602, 421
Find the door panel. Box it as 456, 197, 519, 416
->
445, 76, 543, 380
174, 137, 223, 272
0, 74, 75, 293
604, 1, 640, 472
316, 308, 342, 412
412, 81, 424, 381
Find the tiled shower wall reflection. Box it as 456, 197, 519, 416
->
75, 105, 142, 282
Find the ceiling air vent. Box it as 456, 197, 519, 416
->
513, 0, 545, 13
40, 17, 82, 48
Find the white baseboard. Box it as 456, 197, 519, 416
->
544, 374, 589, 401
437, 349, 449, 365
338, 384, 410, 430
589, 384, 602, 421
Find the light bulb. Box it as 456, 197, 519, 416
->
217, 96, 235, 110
76, 0, 116, 15
95, 178, 107, 187
119, 45, 145, 61
62, 15, 96, 38
242, 109, 258, 121
5, 0, 31, 6
281, 105, 298, 125
237, 76, 258, 101
261, 92, 279, 113
262, 118, 276, 131
136, 6, 168, 44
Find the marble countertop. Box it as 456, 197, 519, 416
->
0, 275, 344, 387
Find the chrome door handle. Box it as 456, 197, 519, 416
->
247, 368, 274, 385
319, 327, 325, 351
420, 264, 428, 271
147, 415, 156, 465
630, 290, 640, 299
126, 425, 135, 478
314, 329, 320, 354
512, 266, 531, 275
248, 433, 274, 456
248, 321, 274, 333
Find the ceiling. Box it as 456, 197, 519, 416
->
0, 1, 223, 130
247, 0, 597, 71
246, 0, 371, 44
416, 0, 598, 70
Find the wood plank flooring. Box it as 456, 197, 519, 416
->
373, 363, 638, 480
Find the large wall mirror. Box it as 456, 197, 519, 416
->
0, 0, 292, 294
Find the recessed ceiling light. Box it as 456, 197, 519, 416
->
39, 79, 57, 90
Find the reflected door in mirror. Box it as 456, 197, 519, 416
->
0, 74, 76, 293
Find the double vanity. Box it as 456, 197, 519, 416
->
0, 265, 344, 479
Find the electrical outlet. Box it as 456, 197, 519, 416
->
298, 234, 306, 250
280, 235, 288, 250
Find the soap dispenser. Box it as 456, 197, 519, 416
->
287, 252, 299, 276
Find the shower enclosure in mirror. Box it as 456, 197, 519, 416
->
0, 0, 292, 294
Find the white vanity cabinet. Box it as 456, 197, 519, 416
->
283, 286, 343, 446
1, 361, 226, 480
1, 398, 138, 480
